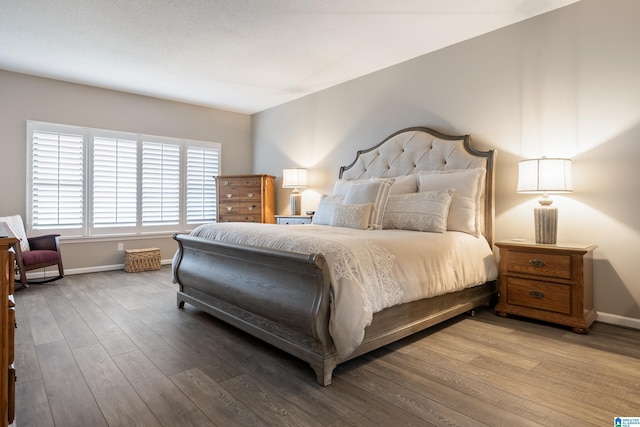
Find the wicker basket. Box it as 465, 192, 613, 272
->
124, 248, 161, 273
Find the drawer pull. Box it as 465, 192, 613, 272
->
529, 258, 546, 267
226, 193, 233, 199
223, 180, 230, 186
247, 205, 255, 211
247, 193, 255, 198
226, 206, 233, 212
529, 290, 545, 299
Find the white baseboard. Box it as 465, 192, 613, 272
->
24, 259, 173, 278
596, 312, 640, 330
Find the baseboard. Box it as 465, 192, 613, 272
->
24, 259, 173, 278
596, 312, 640, 330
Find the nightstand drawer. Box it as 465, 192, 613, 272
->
506, 277, 571, 315
506, 251, 571, 279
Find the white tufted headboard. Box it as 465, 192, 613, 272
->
339, 127, 496, 245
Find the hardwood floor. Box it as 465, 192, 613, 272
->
13, 267, 640, 426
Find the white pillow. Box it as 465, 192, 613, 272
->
331, 203, 373, 230
383, 190, 453, 232
389, 174, 419, 195
418, 168, 485, 236
312, 195, 343, 225
332, 177, 394, 197
343, 180, 392, 230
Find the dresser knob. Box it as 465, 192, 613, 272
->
247, 193, 254, 198
529, 258, 545, 267
223, 180, 229, 186
226, 206, 233, 212
529, 290, 545, 299
247, 205, 255, 211
226, 193, 233, 199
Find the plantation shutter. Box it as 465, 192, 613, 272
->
92, 135, 138, 229
30, 129, 84, 231
142, 140, 181, 226
186, 145, 219, 223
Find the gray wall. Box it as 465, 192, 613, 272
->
252, 0, 640, 321
0, 70, 252, 270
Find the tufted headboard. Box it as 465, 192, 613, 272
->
339, 127, 496, 246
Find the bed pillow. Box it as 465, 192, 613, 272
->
332, 177, 394, 197
311, 194, 343, 225
418, 168, 485, 236
331, 203, 373, 230
389, 174, 419, 195
382, 190, 453, 232
343, 180, 392, 230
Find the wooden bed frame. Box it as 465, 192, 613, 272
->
173, 127, 497, 386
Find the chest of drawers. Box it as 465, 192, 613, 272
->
216, 174, 275, 223
495, 240, 597, 333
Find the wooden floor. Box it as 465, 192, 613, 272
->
13, 267, 640, 426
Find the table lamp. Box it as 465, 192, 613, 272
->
517, 157, 572, 244
282, 168, 308, 215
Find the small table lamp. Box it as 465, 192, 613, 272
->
517, 157, 572, 244
282, 168, 308, 215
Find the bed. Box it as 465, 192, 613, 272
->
173, 126, 498, 386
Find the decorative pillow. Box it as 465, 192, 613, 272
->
343, 180, 392, 230
418, 168, 485, 236
331, 203, 373, 230
383, 190, 453, 232
389, 174, 418, 195
311, 195, 343, 225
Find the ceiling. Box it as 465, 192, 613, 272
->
0, 0, 580, 114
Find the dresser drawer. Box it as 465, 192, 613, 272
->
218, 214, 262, 223
220, 188, 261, 202
506, 277, 571, 315
506, 251, 571, 279
219, 202, 261, 215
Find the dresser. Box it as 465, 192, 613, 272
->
495, 240, 597, 333
0, 226, 18, 426
216, 174, 276, 223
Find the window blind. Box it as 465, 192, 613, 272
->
186, 146, 219, 223
142, 140, 181, 226
30, 130, 84, 230
93, 136, 138, 228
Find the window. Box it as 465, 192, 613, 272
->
27, 121, 220, 237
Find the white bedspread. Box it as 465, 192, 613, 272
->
187, 223, 498, 358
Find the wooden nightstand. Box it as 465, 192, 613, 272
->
275, 215, 313, 225
495, 240, 597, 334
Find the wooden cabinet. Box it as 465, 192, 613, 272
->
275, 215, 312, 225
495, 240, 597, 334
216, 174, 276, 224
0, 226, 18, 426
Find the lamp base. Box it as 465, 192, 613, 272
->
534, 205, 558, 244
290, 190, 301, 216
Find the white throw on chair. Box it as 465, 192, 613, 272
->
0, 215, 64, 289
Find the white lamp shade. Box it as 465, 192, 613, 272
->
282, 168, 308, 188
517, 158, 572, 193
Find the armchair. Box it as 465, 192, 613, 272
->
0, 215, 64, 288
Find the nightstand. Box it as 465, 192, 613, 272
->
275, 215, 313, 225
495, 240, 597, 334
